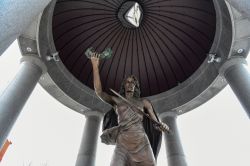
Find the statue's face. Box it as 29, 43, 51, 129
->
124, 77, 136, 94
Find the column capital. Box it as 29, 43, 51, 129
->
219, 57, 247, 76
83, 109, 104, 119
20, 55, 47, 74
159, 111, 178, 120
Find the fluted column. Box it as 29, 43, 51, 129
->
0, 56, 46, 148
220, 58, 250, 118
161, 112, 187, 166
75, 111, 102, 166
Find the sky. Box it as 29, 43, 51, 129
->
0, 41, 250, 166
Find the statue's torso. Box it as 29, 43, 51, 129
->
110, 99, 156, 165
116, 100, 143, 125
115, 99, 149, 151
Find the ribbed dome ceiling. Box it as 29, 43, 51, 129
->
52, 0, 216, 97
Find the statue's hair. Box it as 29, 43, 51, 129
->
119, 75, 140, 98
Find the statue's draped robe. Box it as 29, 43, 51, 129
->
101, 101, 162, 165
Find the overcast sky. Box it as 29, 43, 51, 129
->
0, 41, 250, 166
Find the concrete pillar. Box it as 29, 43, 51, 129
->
0, 0, 52, 56
222, 59, 250, 118
0, 56, 46, 148
75, 112, 102, 166
161, 113, 187, 166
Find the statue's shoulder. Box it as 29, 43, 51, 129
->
141, 98, 151, 104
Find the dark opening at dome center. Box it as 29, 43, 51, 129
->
118, 1, 143, 28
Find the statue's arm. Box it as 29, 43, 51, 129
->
143, 99, 159, 122
91, 54, 117, 105
143, 99, 170, 132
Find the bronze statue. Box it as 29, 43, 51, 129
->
90, 52, 169, 166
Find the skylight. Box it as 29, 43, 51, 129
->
125, 2, 142, 27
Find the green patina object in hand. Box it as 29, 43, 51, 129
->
85, 47, 112, 59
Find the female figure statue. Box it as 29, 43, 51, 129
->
90, 53, 169, 166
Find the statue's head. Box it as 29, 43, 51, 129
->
119, 75, 140, 98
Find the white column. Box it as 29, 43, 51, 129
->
0, 56, 46, 148
221, 58, 250, 118
75, 111, 102, 166
161, 112, 187, 166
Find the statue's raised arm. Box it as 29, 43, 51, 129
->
90, 53, 117, 106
